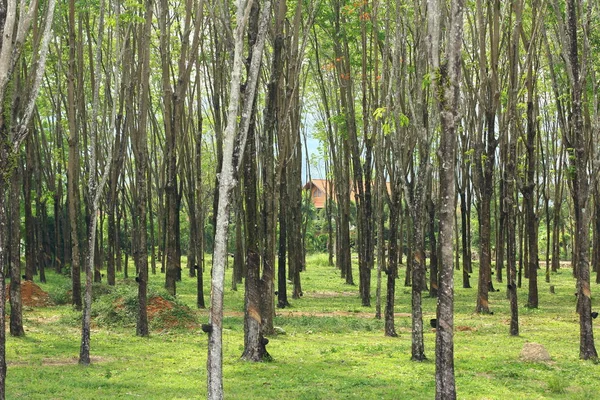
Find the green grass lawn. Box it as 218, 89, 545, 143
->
5, 254, 599, 399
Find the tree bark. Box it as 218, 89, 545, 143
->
241, 0, 269, 360
134, 0, 153, 337
430, 0, 463, 396
207, 0, 271, 395
562, 0, 597, 360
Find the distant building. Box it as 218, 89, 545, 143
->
303, 179, 391, 209
303, 179, 331, 209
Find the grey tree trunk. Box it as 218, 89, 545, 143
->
428, 0, 463, 397
0, 0, 56, 394
207, 0, 271, 395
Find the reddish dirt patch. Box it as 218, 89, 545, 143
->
146, 296, 197, 331
147, 296, 174, 318
7, 281, 54, 307
456, 325, 476, 332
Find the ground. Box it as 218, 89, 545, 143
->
3, 254, 599, 399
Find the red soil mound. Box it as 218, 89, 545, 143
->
146, 296, 197, 331
147, 296, 174, 318
7, 280, 54, 307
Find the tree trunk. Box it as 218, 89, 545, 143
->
429, 1, 463, 396
161, 0, 178, 297
563, 0, 597, 360
473, 0, 499, 315
259, 0, 283, 331
242, 2, 269, 359
428, 198, 438, 298
195, 58, 206, 309
9, 163, 24, 336
207, 0, 271, 394
506, 2, 520, 334
134, 0, 153, 337
384, 179, 401, 337
23, 137, 36, 282
459, 189, 471, 288
0, 177, 8, 399
66, 0, 82, 311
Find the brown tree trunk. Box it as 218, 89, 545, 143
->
66, 0, 82, 311
134, 0, 153, 337
9, 166, 24, 336
0, 171, 8, 398
259, 0, 283, 331
473, 0, 499, 315
242, 2, 268, 359
459, 188, 471, 288
428, 197, 438, 298
506, 138, 519, 335
384, 178, 401, 337
23, 137, 36, 282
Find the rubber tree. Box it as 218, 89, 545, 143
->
428, 0, 464, 396
0, 0, 56, 395
550, 0, 598, 360
206, 0, 272, 395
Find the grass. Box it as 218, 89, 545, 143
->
5, 253, 600, 399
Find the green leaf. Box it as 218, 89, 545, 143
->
398, 113, 409, 127
373, 107, 386, 121
422, 73, 431, 90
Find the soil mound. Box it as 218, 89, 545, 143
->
520, 342, 551, 362
7, 281, 54, 307
147, 295, 198, 331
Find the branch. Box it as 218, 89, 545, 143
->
12, 0, 57, 152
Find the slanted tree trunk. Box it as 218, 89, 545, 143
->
0, 0, 56, 392
80, 0, 112, 365
194, 58, 206, 309
207, 0, 271, 395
